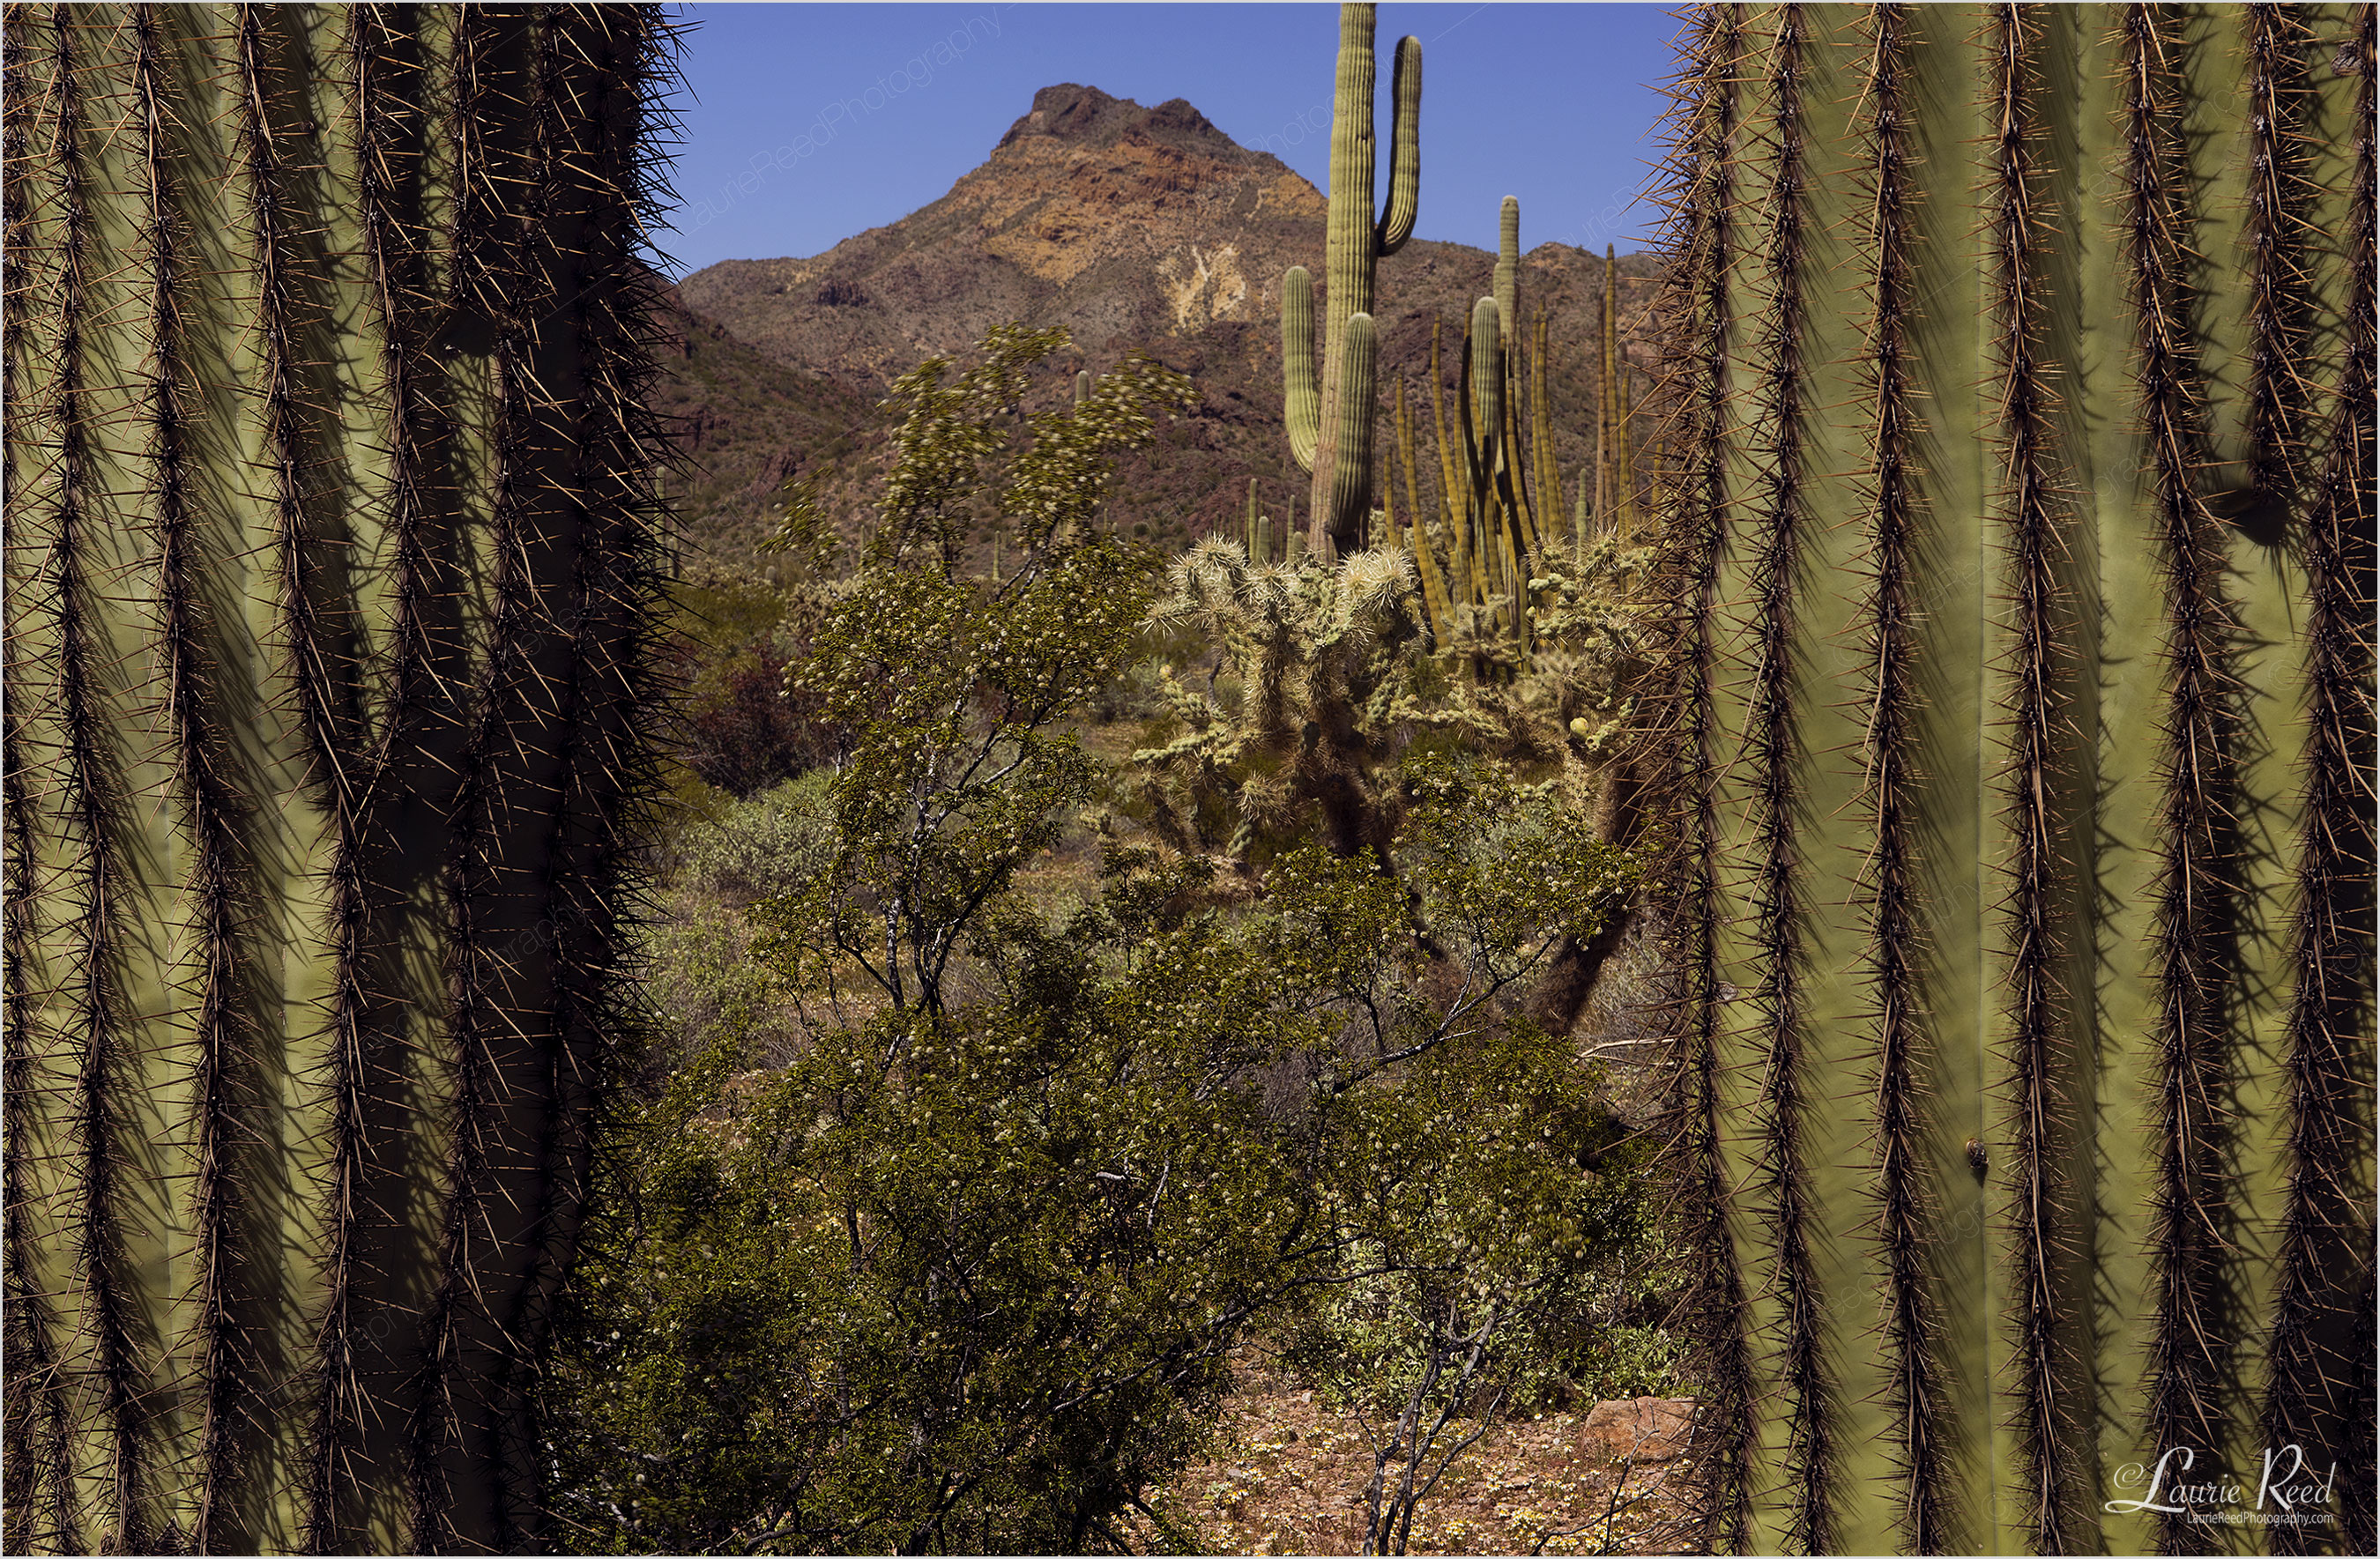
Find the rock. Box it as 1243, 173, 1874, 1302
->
1579, 1396, 1694, 1462
668, 82, 1662, 562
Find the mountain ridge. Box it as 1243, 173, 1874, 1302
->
664, 83, 1659, 561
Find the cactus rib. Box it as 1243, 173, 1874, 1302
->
1, 11, 82, 1547
2263, 10, 2377, 1546
497, 19, 680, 1545
1740, 9, 1836, 1548
133, 8, 256, 1544
2242, 3, 2315, 508
1854, 11, 1945, 1548
41, 11, 159, 1548
411, 11, 529, 1543
2121, 8, 2240, 1518
1651, 6, 1754, 1548
1986, 7, 2071, 1548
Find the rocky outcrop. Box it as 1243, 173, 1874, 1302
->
668, 84, 1658, 557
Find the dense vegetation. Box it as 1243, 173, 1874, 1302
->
543, 327, 1673, 1554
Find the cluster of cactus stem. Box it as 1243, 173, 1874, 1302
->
1274, 3, 1650, 676
1281, 2, 1417, 557
2, 5, 678, 1552
1386, 201, 1646, 675
1647, 5, 2374, 1554
1241, 476, 1304, 565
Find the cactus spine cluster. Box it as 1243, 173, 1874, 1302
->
1282, 2, 1418, 556
1, 5, 678, 1551
1649, 5, 2375, 1553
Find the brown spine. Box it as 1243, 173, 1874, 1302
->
408, 9, 518, 1541
2119, 11, 2239, 1543
1, 15, 78, 1548
308, 7, 443, 1545
1741, 8, 1834, 1548
133, 8, 256, 1545
1985, 7, 2071, 1550
2241, 4, 2315, 509
2262, 10, 2376, 1552
1855, 11, 1948, 1549
1649, 5, 1755, 1548
42, 11, 152, 1548
487, 9, 680, 1547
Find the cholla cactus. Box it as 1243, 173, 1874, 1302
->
1135, 539, 1422, 859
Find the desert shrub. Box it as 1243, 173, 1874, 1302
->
681, 636, 847, 798
548, 327, 1659, 1555
676, 771, 837, 904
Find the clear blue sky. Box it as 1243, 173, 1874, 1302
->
659, 3, 1686, 275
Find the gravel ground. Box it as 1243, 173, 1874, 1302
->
1135, 1359, 1706, 1555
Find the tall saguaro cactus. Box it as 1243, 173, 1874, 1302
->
1283, 2, 1418, 555
1, 5, 679, 1552
1650, 4, 2374, 1554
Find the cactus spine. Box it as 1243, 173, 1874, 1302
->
1283, 2, 1418, 555
1, 7, 678, 1551
1647, 5, 2376, 1552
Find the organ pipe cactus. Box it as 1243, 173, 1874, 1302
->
1388, 195, 1595, 670
1, 5, 678, 1552
1648, 4, 2375, 1553
1594, 245, 1639, 541
1282, 2, 1418, 555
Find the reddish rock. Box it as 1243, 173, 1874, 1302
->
667, 83, 1662, 562
1579, 1397, 1695, 1462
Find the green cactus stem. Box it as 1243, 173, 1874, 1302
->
1426, 319, 1473, 609
1395, 375, 1452, 643
1283, 265, 1320, 473
1284, 3, 1419, 555
1494, 195, 1519, 350
1645, 4, 2376, 1552
1531, 308, 1562, 550
1327, 313, 1380, 554
2, 6, 679, 1551
2264, 15, 2376, 1532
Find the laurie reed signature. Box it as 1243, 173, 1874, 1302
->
2105, 1444, 2341, 1526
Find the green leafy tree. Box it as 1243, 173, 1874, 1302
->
774, 326, 1188, 1017
541, 328, 1648, 1555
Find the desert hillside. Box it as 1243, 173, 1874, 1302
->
663, 83, 1660, 566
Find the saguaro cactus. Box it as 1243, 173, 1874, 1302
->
1, 5, 677, 1552
1650, 4, 2374, 1554
1282, 2, 1418, 555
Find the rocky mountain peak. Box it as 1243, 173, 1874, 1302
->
996, 83, 1244, 162
672, 82, 1656, 560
